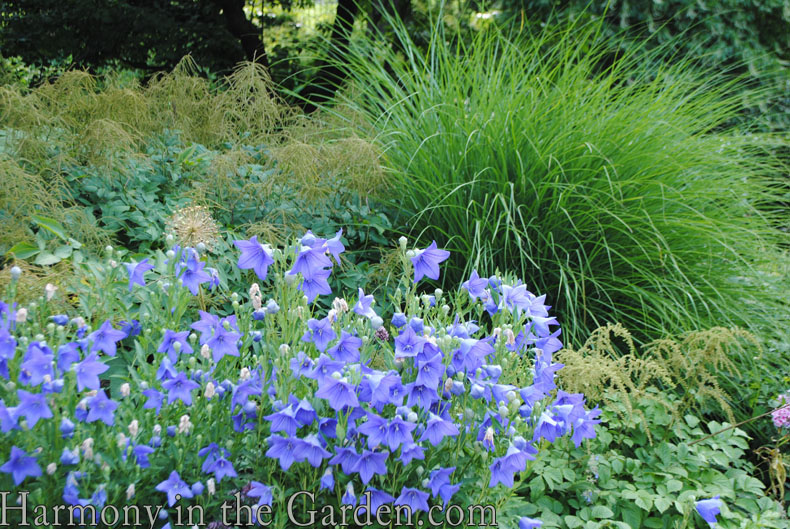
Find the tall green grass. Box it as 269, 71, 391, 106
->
327, 16, 789, 346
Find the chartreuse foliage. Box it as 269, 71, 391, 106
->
0, 60, 394, 307
331, 14, 790, 348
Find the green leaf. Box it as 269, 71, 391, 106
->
565, 515, 584, 528
685, 414, 700, 427
53, 245, 73, 259
665, 479, 683, 493
590, 506, 614, 519
34, 252, 61, 266
31, 215, 67, 241
621, 506, 642, 529
654, 497, 672, 513
7, 241, 40, 259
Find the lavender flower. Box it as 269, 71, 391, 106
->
125, 259, 155, 292
74, 353, 108, 392
410, 241, 450, 283
86, 390, 118, 426
234, 236, 275, 281
1, 446, 41, 485
162, 372, 200, 406
15, 389, 52, 427
88, 320, 126, 357
155, 470, 194, 507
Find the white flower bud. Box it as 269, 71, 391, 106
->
398, 236, 407, 251
279, 344, 290, 355
166, 250, 175, 260
129, 420, 140, 437
370, 316, 383, 329
207, 478, 216, 496
120, 383, 131, 398
332, 297, 349, 314
46, 463, 57, 475
200, 344, 211, 360
10, 266, 22, 280
503, 328, 516, 347
126, 483, 135, 500
239, 367, 251, 381
204, 382, 216, 399
444, 378, 454, 393
117, 433, 127, 448
44, 283, 58, 301
178, 414, 193, 435
441, 304, 450, 315
153, 424, 162, 436
16, 308, 27, 323
82, 438, 94, 460
484, 427, 495, 445
406, 249, 416, 259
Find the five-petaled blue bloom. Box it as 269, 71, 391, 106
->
125, 259, 155, 292
156, 470, 194, 507
462, 270, 488, 299
302, 317, 337, 353
519, 517, 543, 529
353, 288, 377, 319
410, 241, 450, 283
0, 446, 41, 485
248, 481, 273, 507
74, 353, 108, 392
395, 487, 430, 513
234, 236, 275, 281
86, 390, 118, 426
695, 495, 723, 526
315, 376, 359, 411
88, 320, 127, 357
15, 389, 53, 428
179, 254, 212, 296
162, 371, 200, 406
158, 330, 193, 363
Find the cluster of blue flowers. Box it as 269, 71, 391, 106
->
0, 231, 605, 528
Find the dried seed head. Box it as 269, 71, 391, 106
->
166, 205, 220, 251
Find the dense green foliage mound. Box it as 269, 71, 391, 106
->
333, 19, 789, 348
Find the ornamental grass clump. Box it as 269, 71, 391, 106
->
329, 15, 790, 346
0, 232, 599, 528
